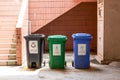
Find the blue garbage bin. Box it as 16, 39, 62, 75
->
72, 33, 92, 69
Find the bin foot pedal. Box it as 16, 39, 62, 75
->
31, 62, 37, 68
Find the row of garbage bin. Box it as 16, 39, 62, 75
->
24, 33, 92, 69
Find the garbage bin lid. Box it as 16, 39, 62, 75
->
72, 33, 92, 39
29, 34, 45, 37
24, 34, 45, 39
48, 35, 67, 41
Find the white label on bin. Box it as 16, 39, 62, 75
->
78, 44, 86, 55
53, 44, 61, 56
29, 40, 38, 54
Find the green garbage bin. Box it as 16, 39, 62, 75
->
48, 35, 67, 69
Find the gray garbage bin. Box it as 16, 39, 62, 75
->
24, 34, 45, 68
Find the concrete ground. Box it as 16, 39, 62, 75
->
0, 53, 120, 80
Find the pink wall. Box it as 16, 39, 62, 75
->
29, 0, 97, 51
29, 0, 97, 33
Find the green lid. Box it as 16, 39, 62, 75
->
48, 35, 67, 41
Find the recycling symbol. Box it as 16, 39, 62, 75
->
31, 42, 36, 48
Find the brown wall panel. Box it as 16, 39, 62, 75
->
33, 2, 97, 51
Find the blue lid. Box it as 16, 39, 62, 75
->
72, 33, 92, 39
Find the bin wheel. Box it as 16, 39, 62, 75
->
72, 61, 74, 67
65, 61, 67, 67
28, 65, 31, 69
49, 61, 50, 66
43, 61, 45, 67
